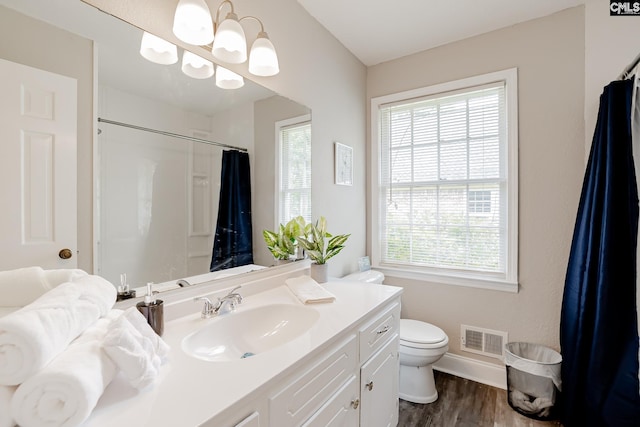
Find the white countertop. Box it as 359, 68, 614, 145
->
84, 280, 402, 427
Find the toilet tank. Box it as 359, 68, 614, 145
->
342, 270, 385, 284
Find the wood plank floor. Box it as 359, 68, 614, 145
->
398, 371, 562, 427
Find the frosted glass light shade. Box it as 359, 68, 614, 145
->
211, 13, 247, 64
181, 51, 214, 79
140, 32, 178, 65
173, 0, 214, 46
249, 32, 279, 76
215, 66, 244, 89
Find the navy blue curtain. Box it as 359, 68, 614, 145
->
560, 78, 640, 426
210, 150, 254, 271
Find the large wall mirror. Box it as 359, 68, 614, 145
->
0, 0, 311, 293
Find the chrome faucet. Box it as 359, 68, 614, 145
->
194, 286, 243, 319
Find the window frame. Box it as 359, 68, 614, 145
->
370, 69, 519, 292
275, 114, 312, 228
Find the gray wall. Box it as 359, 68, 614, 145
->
367, 7, 586, 362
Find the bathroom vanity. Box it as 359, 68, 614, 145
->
84, 264, 402, 427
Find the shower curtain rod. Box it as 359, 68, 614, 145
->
97, 118, 248, 152
618, 51, 640, 80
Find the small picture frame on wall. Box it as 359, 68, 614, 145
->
335, 142, 353, 186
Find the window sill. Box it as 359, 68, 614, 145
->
375, 265, 519, 293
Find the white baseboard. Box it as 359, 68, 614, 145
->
433, 352, 507, 390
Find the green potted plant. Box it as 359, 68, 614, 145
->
296, 216, 350, 283
263, 216, 306, 264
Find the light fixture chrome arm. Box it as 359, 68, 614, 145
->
214, 0, 236, 29
238, 15, 265, 34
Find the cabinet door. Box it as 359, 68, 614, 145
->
301, 375, 359, 427
360, 335, 399, 427
270, 334, 358, 427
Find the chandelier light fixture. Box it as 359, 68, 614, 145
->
215, 66, 244, 89
172, 0, 279, 77
181, 51, 215, 79
140, 31, 178, 65
139, 32, 242, 89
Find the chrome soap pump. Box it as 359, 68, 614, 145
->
136, 283, 164, 336
116, 273, 135, 301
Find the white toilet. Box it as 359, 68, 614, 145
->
341, 269, 386, 283
398, 319, 448, 403
342, 270, 449, 404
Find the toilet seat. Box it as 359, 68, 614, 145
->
400, 319, 448, 349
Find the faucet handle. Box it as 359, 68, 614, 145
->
225, 285, 242, 296
194, 296, 215, 318
225, 286, 243, 304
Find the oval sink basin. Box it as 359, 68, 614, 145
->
182, 304, 320, 362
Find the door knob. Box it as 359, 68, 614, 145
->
366, 381, 374, 391
58, 248, 73, 259
350, 398, 360, 409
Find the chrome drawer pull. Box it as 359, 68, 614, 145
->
376, 325, 390, 335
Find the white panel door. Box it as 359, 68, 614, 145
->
0, 58, 78, 269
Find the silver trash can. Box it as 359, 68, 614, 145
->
504, 342, 562, 420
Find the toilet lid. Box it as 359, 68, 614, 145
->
400, 319, 447, 344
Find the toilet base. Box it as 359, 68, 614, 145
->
399, 363, 438, 404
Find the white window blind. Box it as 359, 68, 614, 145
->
279, 120, 311, 225
376, 74, 517, 286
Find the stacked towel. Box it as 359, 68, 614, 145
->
0, 385, 16, 427
0, 275, 116, 385
11, 310, 122, 427
0, 267, 87, 307
285, 275, 336, 304
103, 308, 170, 390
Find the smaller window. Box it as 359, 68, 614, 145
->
468, 190, 492, 215
277, 116, 312, 226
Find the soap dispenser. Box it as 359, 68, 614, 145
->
136, 283, 164, 336
116, 273, 135, 302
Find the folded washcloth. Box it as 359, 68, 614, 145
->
0, 275, 116, 385
0, 267, 87, 308
103, 308, 170, 390
285, 275, 336, 304
11, 310, 121, 427
0, 385, 16, 427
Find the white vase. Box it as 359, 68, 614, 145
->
310, 263, 329, 283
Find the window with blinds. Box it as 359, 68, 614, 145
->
374, 70, 518, 288
279, 119, 312, 225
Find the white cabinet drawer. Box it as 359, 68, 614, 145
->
269, 334, 358, 427
359, 302, 400, 362
301, 374, 359, 427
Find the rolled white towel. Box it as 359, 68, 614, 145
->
285, 275, 336, 304
43, 269, 88, 289
11, 310, 121, 427
0, 275, 116, 385
0, 385, 17, 427
0, 267, 88, 308
103, 308, 170, 390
